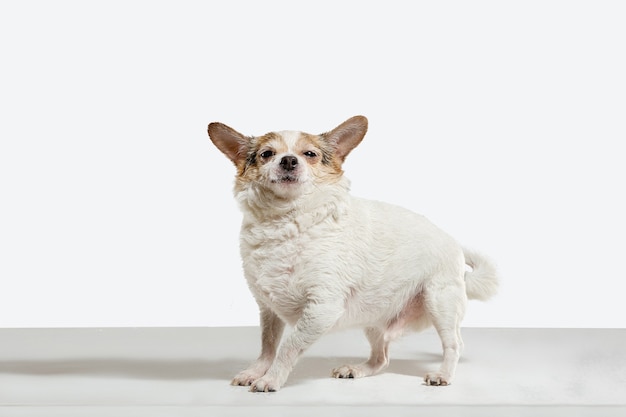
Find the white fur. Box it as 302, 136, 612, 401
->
207, 116, 499, 392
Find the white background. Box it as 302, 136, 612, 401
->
1, 1, 624, 328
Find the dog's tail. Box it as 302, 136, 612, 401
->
463, 247, 499, 301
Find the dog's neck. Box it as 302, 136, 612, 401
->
236, 176, 351, 228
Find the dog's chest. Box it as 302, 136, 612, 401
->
239, 218, 334, 318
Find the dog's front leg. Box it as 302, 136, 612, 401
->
232, 306, 285, 386
249, 303, 342, 392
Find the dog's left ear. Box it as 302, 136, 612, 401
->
323, 115, 368, 163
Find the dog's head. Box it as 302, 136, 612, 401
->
208, 116, 368, 200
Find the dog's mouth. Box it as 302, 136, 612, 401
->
271, 175, 299, 184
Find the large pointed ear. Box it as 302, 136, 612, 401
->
323, 115, 368, 162
207, 122, 249, 165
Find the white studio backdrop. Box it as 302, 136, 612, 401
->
1, 1, 624, 328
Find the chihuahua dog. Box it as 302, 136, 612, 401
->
207, 116, 498, 392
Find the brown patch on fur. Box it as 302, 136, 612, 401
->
297, 133, 344, 183
256, 132, 288, 157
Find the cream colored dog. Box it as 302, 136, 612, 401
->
208, 116, 498, 392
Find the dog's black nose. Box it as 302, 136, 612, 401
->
280, 155, 298, 171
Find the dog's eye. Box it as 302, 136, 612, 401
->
260, 150, 275, 159
303, 151, 317, 158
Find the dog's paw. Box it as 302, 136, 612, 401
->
231, 370, 264, 387
249, 376, 280, 393
332, 365, 367, 379
424, 372, 451, 386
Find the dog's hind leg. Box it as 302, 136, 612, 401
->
423, 279, 467, 386
332, 327, 391, 379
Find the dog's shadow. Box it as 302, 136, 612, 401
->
0, 354, 443, 383
292, 354, 443, 383
0, 357, 240, 381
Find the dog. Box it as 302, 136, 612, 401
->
207, 115, 498, 392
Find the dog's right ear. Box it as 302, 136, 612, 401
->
207, 122, 249, 165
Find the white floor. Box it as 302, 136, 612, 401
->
1, 327, 624, 416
